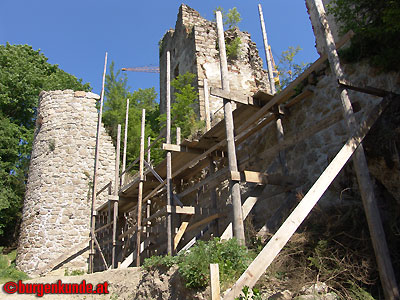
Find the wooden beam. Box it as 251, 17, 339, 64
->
216, 11, 245, 243
258, 4, 276, 94
89, 51, 107, 274
285, 89, 314, 109
338, 79, 390, 98
313, 2, 399, 299
166, 51, 173, 255
166, 205, 195, 215
136, 109, 146, 267
210, 263, 221, 300
230, 170, 296, 186
120, 237, 152, 268
174, 221, 189, 250
223, 92, 393, 300
112, 124, 120, 269
204, 79, 211, 131
210, 87, 252, 105
187, 213, 224, 233
121, 98, 130, 186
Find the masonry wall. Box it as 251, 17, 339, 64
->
16, 90, 116, 275
160, 4, 271, 125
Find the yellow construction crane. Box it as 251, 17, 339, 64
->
121, 66, 160, 73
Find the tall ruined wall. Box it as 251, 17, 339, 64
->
160, 4, 270, 125
16, 90, 116, 275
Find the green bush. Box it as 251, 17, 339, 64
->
0, 250, 29, 283
178, 238, 252, 289
143, 238, 253, 289
327, 0, 400, 71
226, 37, 241, 61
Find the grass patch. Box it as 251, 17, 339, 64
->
0, 249, 29, 284
143, 238, 254, 290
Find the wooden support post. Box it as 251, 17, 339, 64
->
121, 98, 129, 186
216, 11, 245, 244
210, 263, 221, 300
89, 52, 107, 274
176, 127, 181, 145
313, 1, 399, 299
209, 156, 219, 236
258, 4, 276, 94
204, 79, 211, 131
136, 109, 146, 267
112, 124, 121, 268
147, 136, 151, 166
223, 96, 392, 300
166, 51, 173, 255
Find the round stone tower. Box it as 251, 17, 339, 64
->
16, 90, 115, 275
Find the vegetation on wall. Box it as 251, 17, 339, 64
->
327, 0, 400, 71
0, 44, 91, 246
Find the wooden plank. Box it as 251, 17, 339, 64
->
136, 109, 146, 267
174, 221, 189, 250
209, 157, 219, 236
96, 181, 111, 197
186, 213, 224, 233
210, 263, 221, 300
166, 50, 173, 255
338, 79, 390, 98
313, 2, 399, 299
223, 94, 392, 300
204, 79, 211, 131
216, 11, 245, 244
258, 4, 276, 94
221, 196, 259, 240
231, 170, 296, 186
89, 51, 107, 274
178, 167, 229, 198
121, 98, 129, 185
95, 221, 113, 234
285, 89, 314, 109
120, 237, 152, 268
210, 87, 252, 105
166, 205, 195, 215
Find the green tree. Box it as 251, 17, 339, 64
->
276, 46, 310, 91
327, 0, 400, 71
0, 44, 91, 244
159, 72, 203, 140
102, 62, 164, 169
213, 7, 242, 29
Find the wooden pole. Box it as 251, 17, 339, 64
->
223, 96, 392, 300
166, 51, 173, 255
136, 109, 146, 267
146, 136, 151, 242
204, 79, 212, 131
209, 156, 219, 236
258, 4, 276, 94
210, 263, 221, 300
89, 52, 107, 273
121, 98, 129, 186
111, 124, 121, 268
216, 11, 245, 243
176, 127, 181, 145
312, 1, 399, 299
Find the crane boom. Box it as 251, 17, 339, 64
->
122, 66, 160, 73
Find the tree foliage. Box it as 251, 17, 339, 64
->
102, 62, 164, 168
276, 46, 310, 91
327, 0, 400, 71
0, 44, 91, 244
213, 7, 242, 29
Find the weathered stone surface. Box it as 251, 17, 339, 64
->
16, 90, 115, 276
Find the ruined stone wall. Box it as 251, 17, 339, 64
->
16, 90, 116, 275
160, 4, 270, 125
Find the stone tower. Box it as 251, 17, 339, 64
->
159, 4, 271, 125
16, 90, 116, 275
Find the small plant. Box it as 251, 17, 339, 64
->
64, 268, 85, 276
213, 7, 242, 29
143, 254, 179, 271
226, 37, 241, 61
235, 286, 262, 300
48, 139, 55, 152
0, 250, 29, 283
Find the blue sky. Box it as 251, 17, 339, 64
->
0, 0, 319, 100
